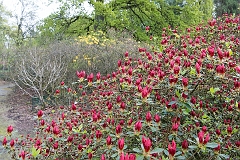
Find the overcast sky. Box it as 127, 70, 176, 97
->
2, 0, 93, 22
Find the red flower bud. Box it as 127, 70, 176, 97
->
142, 136, 152, 153
116, 124, 122, 136
96, 130, 102, 140
118, 138, 124, 151
101, 154, 106, 160
172, 123, 179, 132
67, 135, 74, 143
53, 126, 60, 136
146, 111, 152, 123
146, 26, 150, 32
2, 137, 7, 146
19, 150, 26, 160
10, 139, 15, 148
154, 114, 161, 123
227, 126, 232, 135
182, 140, 188, 150
134, 121, 142, 133
106, 135, 112, 146
182, 77, 188, 87
7, 125, 13, 135
78, 144, 83, 151
168, 140, 176, 157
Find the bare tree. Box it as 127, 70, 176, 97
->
13, 47, 68, 107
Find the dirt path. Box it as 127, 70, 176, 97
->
0, 81, 36, 159
0, 81, 16, 160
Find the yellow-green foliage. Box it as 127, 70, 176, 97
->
76, 31, 115, 46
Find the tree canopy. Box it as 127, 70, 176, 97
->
36, 0, 215, 42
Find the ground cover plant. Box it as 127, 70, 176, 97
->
2, 14, 240, 160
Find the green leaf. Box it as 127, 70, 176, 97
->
183, 102, 192, 110
111, 153, 118, 158
150, 147, 164, 154
175, 90, 180, 98
176, 156, 186, 160
188, 145, 197, 149
190, 67, 196, 75
31, 146, 40, 158
219, 154, 229, 159
206, 142, 218, 148
133, 148, 142, 153
150, 126, 157, 132
168, 101, 176, 105
209, 87, 220, 96
87, 148, 92, 153
136, 155, 144, 160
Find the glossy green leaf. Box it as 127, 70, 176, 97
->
31, 146, 40, 158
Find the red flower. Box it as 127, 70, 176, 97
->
203, 133, 210, 145
116, 124, 122, 136
216, 64, 226, 76
128, 118, 133, 126
235, 66, 240, 74
76, 70, 85, 80
217, 47, 224, 60
195, 63, 201, 75
202, 126, 207, 133
120, 153, 136, 160
141, 87, 149, 99
116, 95, 122, 103
96, 72, 101, 81
142, 136, 152, 153
67, 135, 74, 143
96, 130, 102, 140
87, 73, 94, 83
53, 141, 58, 149
7, 125, 13, 135
172, 123, 179, 132
235, 141, 240, 148
208, 19, 216, 26
2, 137, 7, 147
10, 139, 15, 148
78, 144, 83, 152
146, 111, 152, 123
53, 126, 60, 136
106, 135, 112, 146
173, 66, 180, 75
101, 154, 106, 160
146, 26, 150, 32
182, 139, 188, 150
55, 89, 60, 94
182, 77, 188, 87
216, 129, 221, 136
60, 81, 65, 86
19, 150, 26, 160
154, 114, 161, 124
205, 44, 213, 54
120, 102, 126, 110
118, 138, 124, 151
214, 144, 221, 153
88, 152, 93, 159
227, 126, 232, 135
134, 121, 142, 133
71, 103, 77, 111
168, 140, 176, 157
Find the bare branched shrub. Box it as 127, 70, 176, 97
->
13, 45, 69, 107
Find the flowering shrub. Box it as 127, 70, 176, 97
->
3, 14, 240, 160
66, 29, 146, 85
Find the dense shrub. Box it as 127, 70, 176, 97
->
11, 29, 146, 105
3, 14, 240, 160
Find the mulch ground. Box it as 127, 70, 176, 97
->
6, 87, 37, 136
